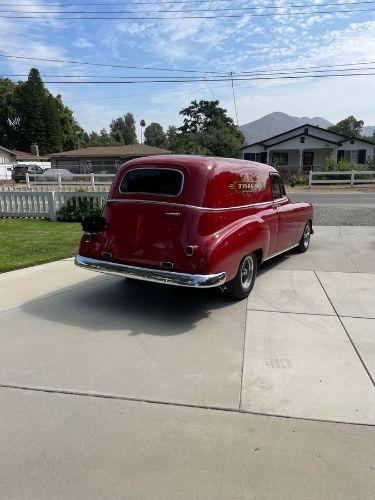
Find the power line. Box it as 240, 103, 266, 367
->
0, 0, 266, 4
1, 7, 375, 18
0, 53, 227, 74
2, 53, 375, 76
2, 1, 374, 13
237, 60, 375, 76
4, 66, 375, 80
20, 72, 375, 83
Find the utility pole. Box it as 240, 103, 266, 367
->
230, 72, 239, 126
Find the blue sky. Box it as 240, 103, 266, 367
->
0, 0, 374, 136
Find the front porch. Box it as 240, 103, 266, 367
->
269, 148, 334, 171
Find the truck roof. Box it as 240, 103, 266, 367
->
113, 155, 278, 209
124, 154, 278, 174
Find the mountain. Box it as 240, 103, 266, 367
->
240, 112, 333, 145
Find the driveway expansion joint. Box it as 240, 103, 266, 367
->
314, 271, 375, 388
1, 383, 374, 428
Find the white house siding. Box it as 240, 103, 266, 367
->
338, 139, 374, 161
0, 148, 16, 164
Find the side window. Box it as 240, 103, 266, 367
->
270, 175, 285, 200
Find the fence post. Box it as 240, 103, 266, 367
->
91, 173, 95, 190
26, 173, 31, 189
351, 170, 355, 187
308, 170, 312, 188
47, 191, 57, 221
57, 172, 62, 190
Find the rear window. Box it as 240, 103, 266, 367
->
120, 168, 183, 196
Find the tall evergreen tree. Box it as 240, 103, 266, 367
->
15, 68, 48, 153
0, 78, 19, 148
0, 69, 89, 154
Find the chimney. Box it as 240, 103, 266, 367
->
30, 143, 39, 157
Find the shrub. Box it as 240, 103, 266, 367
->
58, 195, 103, 222
323, 157, 368, 171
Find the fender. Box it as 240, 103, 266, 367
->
204, 215, 271, 281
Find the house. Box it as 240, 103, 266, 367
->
0, 145, 17, 164
242, 124, 374, 171
50, 144, 171, 173
0, 144, 49, 164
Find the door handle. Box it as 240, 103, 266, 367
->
165, 212, 181, 216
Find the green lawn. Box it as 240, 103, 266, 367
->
0, 219, 82, 273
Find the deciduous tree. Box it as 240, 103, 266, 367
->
328, 116, 364, 137
144, 122, 166, 147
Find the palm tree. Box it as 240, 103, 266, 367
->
140, 119, 146, 144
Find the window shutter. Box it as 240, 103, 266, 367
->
337, 150, 344, 162
358, 150, 366, 164
260, 152, 267, 164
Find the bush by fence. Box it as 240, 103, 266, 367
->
0, 190, 108, 221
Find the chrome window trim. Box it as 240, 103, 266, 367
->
272, 196, 289, 204
107, 198, 274, 212
269, 173, 286, 201
119, 167, 184, 197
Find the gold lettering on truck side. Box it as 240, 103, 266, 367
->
228, 173, 264, 193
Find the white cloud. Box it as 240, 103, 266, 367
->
74, 38, 94, 49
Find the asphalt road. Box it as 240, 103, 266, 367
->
288, 191, 375, 226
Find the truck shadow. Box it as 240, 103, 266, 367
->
20, 276, 243, 336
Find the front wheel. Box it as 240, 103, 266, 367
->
295, 222, 311, 253
224, 253, 257, 300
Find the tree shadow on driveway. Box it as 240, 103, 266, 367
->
20, 276, 243, 337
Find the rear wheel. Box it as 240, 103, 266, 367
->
295, 222, 311, 253
224, 253, 257, 300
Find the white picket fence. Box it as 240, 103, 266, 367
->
309, 170, 375, 187
0, 190, 108, 221
26, 172, 115, 188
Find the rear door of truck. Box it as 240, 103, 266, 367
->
104, 166, 187, 270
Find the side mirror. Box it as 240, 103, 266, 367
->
81, 215, 107, 233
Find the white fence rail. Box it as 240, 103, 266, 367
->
0, 190, 108, 221
26, 172, 115, 189
309, 170, 375, 187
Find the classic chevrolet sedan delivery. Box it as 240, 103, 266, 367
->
75, 155, 313, 299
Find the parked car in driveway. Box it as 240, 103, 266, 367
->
11, 164, 45, 183
41, 168, 74, 182
75, 155, 313, 299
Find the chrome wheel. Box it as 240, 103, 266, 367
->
241, 255, 254, 290
303, 224, 311, 249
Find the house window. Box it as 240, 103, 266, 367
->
271, 152, 288, 167
338, 150, 367, 164
350, 139, 355, 144
300, 137, 305, 143
304, 127, 308, 134
244, 152, 267, 163
344, 150, 359, 162
0, 156, 5, 164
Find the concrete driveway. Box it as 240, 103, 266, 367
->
0, 226, 374, 499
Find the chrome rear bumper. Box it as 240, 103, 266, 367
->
75, 255, 226, 288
